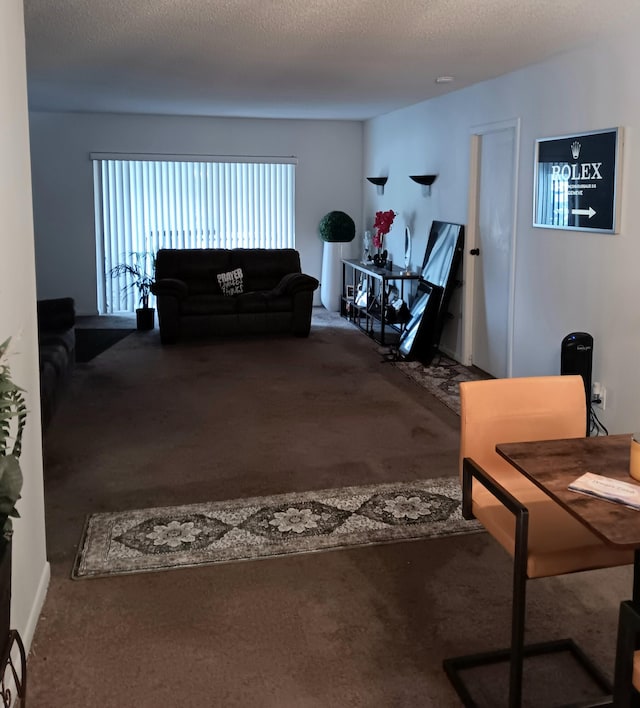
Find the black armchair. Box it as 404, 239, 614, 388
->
37, 297, 76, 430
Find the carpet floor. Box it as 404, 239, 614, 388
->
74, 328, 135, 363
394, 356, 489, 415
30, 309, 633, 707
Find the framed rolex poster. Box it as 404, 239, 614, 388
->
533, 127, 623, 233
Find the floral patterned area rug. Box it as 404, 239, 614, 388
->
72, 476, 482, 579
393, 356, 489, 415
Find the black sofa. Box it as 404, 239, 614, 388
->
151, 248, 319, 344
37, 297, 75, 430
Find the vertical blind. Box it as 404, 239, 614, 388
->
92, 157, 296, 313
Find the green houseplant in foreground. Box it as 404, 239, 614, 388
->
109, 251, 157, 331
0, 337, 25, 549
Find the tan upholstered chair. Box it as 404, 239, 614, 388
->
614, 601, 640, 706
444, 375, 633, 707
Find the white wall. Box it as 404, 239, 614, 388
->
29, 112, 363, 314
0, 0, 50, 653
364, 34, 640, 434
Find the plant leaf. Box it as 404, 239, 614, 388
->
0, 455, 23, 508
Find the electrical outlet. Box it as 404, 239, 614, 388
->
592, 383, 606, 410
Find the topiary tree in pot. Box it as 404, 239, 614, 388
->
318, 211, 356, 312
318, 211, 356, 243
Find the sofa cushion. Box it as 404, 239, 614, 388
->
265, 294, 294, 313
39, 327, 76, 355
37, 297, 76, 431
151, 278, 189, 299
37, 297, 75, 331
40, 342, 72, 377
217, 268, 244, 296
236, 292, 269, 313
271, 272, 320, 297
231, 249, 301, 291
155, 249, 233, 295
39, 360, 58, 428
181, 295, 237, 316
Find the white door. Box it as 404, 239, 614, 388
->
468, 122, 518, 378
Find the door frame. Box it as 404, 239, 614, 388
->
461, 118, 520, 377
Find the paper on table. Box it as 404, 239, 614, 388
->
568, 472, 640, 511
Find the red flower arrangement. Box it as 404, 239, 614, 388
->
372, 210, 396, 249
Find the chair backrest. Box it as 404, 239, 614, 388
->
459, 375, 586, 479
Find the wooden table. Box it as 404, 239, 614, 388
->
497, 433, 640, 600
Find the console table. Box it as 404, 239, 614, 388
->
340, 259, 420, 345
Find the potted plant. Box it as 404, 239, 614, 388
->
0, 337, 25, 649
318, 211, 356, 312
109, 251, 156, 330
371, 209, 397, 268
318, 211, 356, 243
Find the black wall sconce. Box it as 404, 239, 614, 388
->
410, 174, 437, 196
366, 176, 388, 195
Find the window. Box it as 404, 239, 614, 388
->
92, 155, 296, 313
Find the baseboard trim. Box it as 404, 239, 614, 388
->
438, 344, 460, 362
22, 560, 50, 650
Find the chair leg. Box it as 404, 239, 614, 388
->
614, 601, 640, 708
461, 456, 530, 706
509, 501, 529, 707
446, 458, 531, 706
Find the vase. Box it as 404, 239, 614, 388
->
403, 226, 412, 274
362, 230, 372, 264
320, 241, 343, 312
136, 307, 155, 331
372, 248, 387, 269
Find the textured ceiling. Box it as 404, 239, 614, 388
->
23, 0, 639, 121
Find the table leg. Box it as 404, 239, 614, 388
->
380, 280, 387, 345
